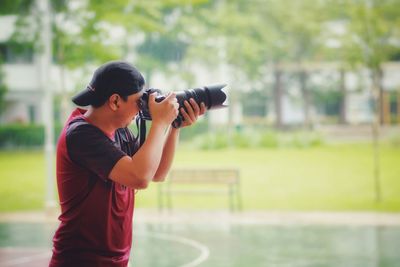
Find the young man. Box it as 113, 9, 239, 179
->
49, 61, 205, 267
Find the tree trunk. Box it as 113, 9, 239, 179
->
299, 69, 312, 129
339, 69, 347, 124
382, 91, 391, 125
376, 68, 385, 125
273, 63, 283, 129
371, 67, 382, 202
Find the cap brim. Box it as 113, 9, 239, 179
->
72, 87, 95, 106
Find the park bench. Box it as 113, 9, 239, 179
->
158, 168, 242, 212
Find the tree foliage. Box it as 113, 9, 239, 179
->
2, 0, 400, 122
325, 0, 400, 71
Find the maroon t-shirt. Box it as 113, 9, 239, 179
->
50, 108, 139, 267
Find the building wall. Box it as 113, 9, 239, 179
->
2, 90, 43, 123
1, 62, 43, 124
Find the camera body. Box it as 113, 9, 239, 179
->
138, 84, 227, 128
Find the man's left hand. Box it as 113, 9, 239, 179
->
179, 98, 206, 128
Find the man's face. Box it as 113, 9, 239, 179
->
115, 91, 143, 128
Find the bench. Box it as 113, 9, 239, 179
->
158, 168, 242, 211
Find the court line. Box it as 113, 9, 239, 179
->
0, 232, 210, 267
137, 232, 210, 267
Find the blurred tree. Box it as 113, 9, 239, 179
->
9, 0, 125, 66
338, 68, 348, 124
328, 0, 400, 202
88, 0, 209, 87
172, 0, 280, 126
6, 0, 212, 121
0, 0, 32, 15
313, 89, 342, 118
241, 89, 268, 117
282, 0, 326, 129
332, 0, 400, 124
0, 1, 31, 118
177, 0, 327, 129
136, 35, 189, 86
5, 0, 122, 122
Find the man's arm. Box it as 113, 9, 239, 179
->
152, 99, 206, 182
109, 93, 179, 189
152, 127, 180, 182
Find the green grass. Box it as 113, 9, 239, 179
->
0, 150, 46, 211
1, 143, 400, 212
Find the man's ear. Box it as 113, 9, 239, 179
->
109, 94, 120, 111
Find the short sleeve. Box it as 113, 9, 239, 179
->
66, 122, 127, 181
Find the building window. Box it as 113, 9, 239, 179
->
0, 42, 34, 64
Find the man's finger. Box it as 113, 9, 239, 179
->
189, 98, 200, 115
184, 100, 196, 121
149, 93, 157, 103
180, 107, 193, 125
199, 102, 206, 115
165, 92, 177, 100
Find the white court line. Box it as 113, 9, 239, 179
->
136, 232, 210, 267
0, 232, 210, 267
0, 250, 51, 266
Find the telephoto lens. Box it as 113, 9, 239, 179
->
138, 84, 227, 128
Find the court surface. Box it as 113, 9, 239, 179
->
1, 211, 400, 267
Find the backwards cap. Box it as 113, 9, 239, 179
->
72, 60, 145, 106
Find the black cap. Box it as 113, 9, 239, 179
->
72, 60, 145, 106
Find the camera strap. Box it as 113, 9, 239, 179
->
135, 115, 147, 147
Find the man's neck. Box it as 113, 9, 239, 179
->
83, 107, 116, 137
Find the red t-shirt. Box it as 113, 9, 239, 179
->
50, 109, 139, 267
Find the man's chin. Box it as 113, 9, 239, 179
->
124, 120, 134, 128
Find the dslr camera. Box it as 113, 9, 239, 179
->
138, 84, 227, 128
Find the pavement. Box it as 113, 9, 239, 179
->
1, 208, 400, 226
1, 209, 400, 267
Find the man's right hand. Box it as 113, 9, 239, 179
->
149, 92, 179, 126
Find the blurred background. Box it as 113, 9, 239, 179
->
0, 0, 400, 266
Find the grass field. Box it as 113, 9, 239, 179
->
0, 143, 400, 212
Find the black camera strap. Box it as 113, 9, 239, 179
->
135, 115, 147, 147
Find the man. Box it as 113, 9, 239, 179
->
49, 60, 205, 267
